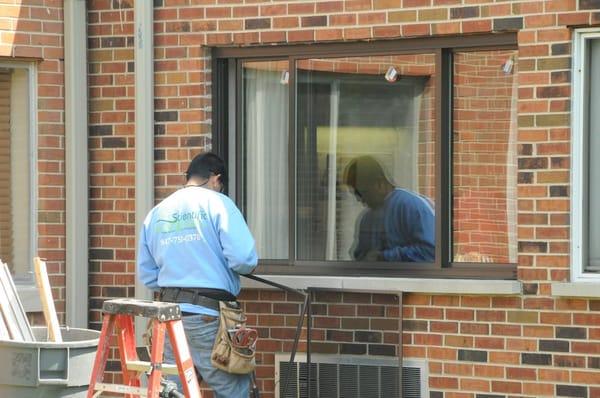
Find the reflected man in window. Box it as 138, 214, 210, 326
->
344, 155, 435, 262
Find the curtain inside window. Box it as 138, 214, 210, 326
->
0, 71, 12, 267
244, 65, 289, 259
0, 68, 30, 275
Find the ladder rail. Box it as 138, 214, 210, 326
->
86, 298, 203, 398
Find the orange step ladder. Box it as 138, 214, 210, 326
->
87, 298, 202, 398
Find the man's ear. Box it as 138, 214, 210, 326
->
208, 173, 222, 191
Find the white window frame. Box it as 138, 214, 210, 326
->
571, 28, 600, 282
0, 61, 39, 311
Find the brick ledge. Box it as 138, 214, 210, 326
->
242, 276, 522, 295
551, 282, 600, 298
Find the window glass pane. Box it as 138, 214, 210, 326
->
0, 67, 31, 275
587, 38, 600, 271
452, 50, 518, 264
296, 54, 437, 262
242, 60, 289, 259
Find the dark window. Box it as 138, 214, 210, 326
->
213, 35, 518, 278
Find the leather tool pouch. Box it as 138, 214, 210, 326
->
211, 301, 257, 374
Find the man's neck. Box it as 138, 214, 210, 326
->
185, 177, 208, 188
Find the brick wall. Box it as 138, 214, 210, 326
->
87, 0, 136, 333
241, 289, 402, 397
0, 0, 65, 323
154, 1, 213, 201
82, 0, 600, 396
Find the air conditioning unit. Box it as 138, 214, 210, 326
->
275, 354, 428, 398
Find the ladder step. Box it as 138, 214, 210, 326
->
126, 360, 179, 375
93, 382, 148, 396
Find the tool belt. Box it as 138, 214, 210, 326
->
211, 301, 257, 374
159, 287, 221, 312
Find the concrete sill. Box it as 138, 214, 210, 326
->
16, 283, 42, 313
242, 275, 522, 295
551, 282, 600, 298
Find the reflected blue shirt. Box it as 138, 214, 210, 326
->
353, 188, 435, 262
137, 186, 258, 315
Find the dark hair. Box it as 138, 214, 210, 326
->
185, 152, 228, 186
343, 155, 391, 189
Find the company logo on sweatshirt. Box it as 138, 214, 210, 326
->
154, 209, 208, 233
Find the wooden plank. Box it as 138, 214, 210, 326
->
34, 257, 62, 342
0, 261, 34, 341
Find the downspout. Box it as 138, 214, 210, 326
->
64, 0, 89, 328
134, 0, 154, 335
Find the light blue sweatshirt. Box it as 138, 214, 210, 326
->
137, 186, 258, 315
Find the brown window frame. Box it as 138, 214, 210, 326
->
212, 33, 518, 279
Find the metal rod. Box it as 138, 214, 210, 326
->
306, 290, 312, 398
283, 294, 309, 396
242, 274, 312, 398
242, 275, 311, 397
243, 274, 307, 297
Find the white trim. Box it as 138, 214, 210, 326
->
28, 62, 37, 280
571, 29, 600, 281
242, 275, 522, 295
0, 61, 39, 310
551, 282, 600, 298
134, 0, 154, 339
0, 61, 38, 283
64, 0, 89, 328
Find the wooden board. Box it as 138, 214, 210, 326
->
33, 257, 62, 342
0, 261, 34, 341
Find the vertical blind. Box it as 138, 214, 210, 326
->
0, 71, 12, 267
0, 68, 30, 275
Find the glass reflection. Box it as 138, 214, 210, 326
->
295, 54, 437, 262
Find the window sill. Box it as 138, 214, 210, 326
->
16, 283, 42, 312
242, 275, 522, 295
551, 282, 600, 298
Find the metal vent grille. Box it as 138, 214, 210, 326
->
275, 354, 427, 398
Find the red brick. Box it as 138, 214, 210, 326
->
523, 382, 556, 396
444, 362, 473, 376
433, 21, 461, 35
524, 14, 556, 28
288, 30, 314, 42
373, 26, 401, 37
558, 12, 590, 25
507, 367, 537, 380
430, 376, 458, 389
491, 381, 522, 394
402, 23, 430, 36
462, 19, 491, 33
344, 27, 371, 39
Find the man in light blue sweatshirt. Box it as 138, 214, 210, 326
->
137, 152, 258, 397
344, 155, 435, 263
